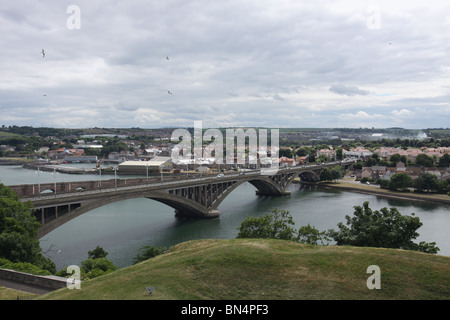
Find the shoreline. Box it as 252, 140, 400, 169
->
318, 181, 450, 206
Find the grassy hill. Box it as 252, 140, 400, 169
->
36, 239, 450, 300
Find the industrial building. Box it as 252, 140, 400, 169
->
118, 157, 172, 175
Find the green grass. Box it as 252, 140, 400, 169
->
0, 131, 20, 137
35, 239, 450, 300
0, 286, 37, 300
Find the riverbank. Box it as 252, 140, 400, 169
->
318, 180, 450, 205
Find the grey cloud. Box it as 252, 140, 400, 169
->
329, 84, 371, 96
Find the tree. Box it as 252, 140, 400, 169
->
80, 246, 117, 279
353, 161, 363, 170
319, 168, 333, 182
297, 224, 331, 245
237, 209, 330, 245
327, 201, 439, 254
388, 172, 412, 191
0, 184, 56, 273
414, 173, 439, 193
438, 153, 450, 167
237, 209, 296, 241
415, 154, 435, 167
88, 246, 108, 259
389, 153, 402, 163
279, 148, 293, 158
330, 166, 345, 181
335, 147, 343, 161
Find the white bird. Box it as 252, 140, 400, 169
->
41, 49, 45, 57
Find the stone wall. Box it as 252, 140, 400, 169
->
0, 268, 68, 290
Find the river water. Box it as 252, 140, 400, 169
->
0, 164, 449, 270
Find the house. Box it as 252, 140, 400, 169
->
360, 167, 373, 179
396, 161, 406, 171
344, 147, 373, 159
279, 157, 295, 167
296, 156, 308, 165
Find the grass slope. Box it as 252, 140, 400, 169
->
37, 239, 450, 300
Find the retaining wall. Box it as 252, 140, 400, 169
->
0, 268, 68, 291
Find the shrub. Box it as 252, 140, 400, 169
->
327, 201, 439, 254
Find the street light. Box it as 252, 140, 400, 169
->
35, 167, 41, 198
160, 164, 164, 184
114, 166, 117, 190
52, 168, 57, 198
99, 165, 102, 191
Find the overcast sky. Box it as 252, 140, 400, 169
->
1, 0, 450, 129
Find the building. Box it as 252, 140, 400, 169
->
344, 147, 373, 159
118, 157, 173, 175
279, 157, 295, 167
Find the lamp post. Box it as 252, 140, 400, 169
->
99, 165, 102, 191
114, 166, 117, 190
160, 164, 163, 184
53, 168, 57, 198
146, 161, 149, 185
36, 167, 41, 198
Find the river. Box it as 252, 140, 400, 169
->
0, 163, 449, 270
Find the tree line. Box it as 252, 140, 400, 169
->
236, 205, 439, 254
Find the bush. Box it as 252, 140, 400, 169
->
237, 209, 296, 241
327, 201, 439, 254
237, 209, 330, 245
0, 258, 52, 276
81, 257, 117, 279
133, 245, 167, 264
296, 224, 331, 245
388, 172, 412, 191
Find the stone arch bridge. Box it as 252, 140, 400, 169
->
12, 161, 352, 238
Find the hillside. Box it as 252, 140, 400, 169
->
37, 239, 450, 300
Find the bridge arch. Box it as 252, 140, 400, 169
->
298, 170, 320, 182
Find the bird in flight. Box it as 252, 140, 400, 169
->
167, 90, 173, 94
166, 56, 169, 60
41, 49, 45, 57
